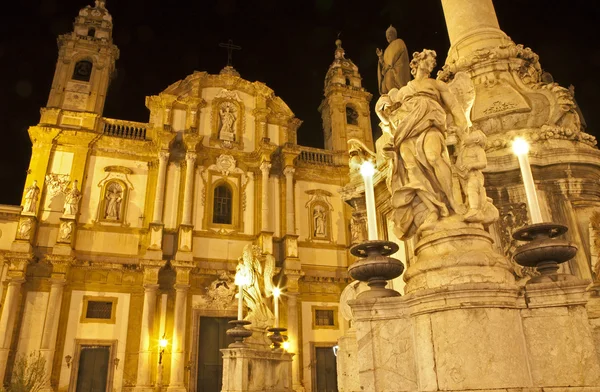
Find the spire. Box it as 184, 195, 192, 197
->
335, 39, 345, 60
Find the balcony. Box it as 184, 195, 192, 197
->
102, 118, 148, 140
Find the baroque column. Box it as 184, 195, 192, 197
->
152, 151, 170, 224
135, 265, 160, 392
260, 161, 272, 232
182, 152, 197, 225
168, 265, 191, 392
284, 167, 296, 235
0, 277, 25, 383
284, 270, 304, 392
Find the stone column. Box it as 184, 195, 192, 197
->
135, 283, 159, 391
168, 284, 189, 391
440, 0, 510, 59
284, 167, 296, 235
287, 293, 304, 391
39, 279, 66, 390
152, 151, 170, 223
260, 161, 272, 232
182, 152, 197, 225
0, 278, 25, 382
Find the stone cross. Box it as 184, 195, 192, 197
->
219, 39, 242, 67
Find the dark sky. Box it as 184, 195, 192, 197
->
0, 0, 598, 205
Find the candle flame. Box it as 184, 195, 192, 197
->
360, 161, 375, 178
512, 138, 530, 156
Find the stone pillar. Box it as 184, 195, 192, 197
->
284, 166, 296, 235
167, 284, 188, 391
260, 161, 271, 232
221, 348, 294, 392
440, 0, 511, 60
284, 265, 304, 392
152, 151, 170, 224
182, 152, 197, 225
136, 284, 158, 390
0, 278, 26, 382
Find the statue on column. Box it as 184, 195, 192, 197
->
376, 25, 411, 95
22, 180, 40, 214
235, 245, 275, 328
376, 49, 497, 240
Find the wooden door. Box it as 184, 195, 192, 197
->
75, 345, 110, 392
315, 346, 338, 392
197, 316, 235, 392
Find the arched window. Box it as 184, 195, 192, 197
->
88, 27, 96, 37
346, 106, 359, 125
72, 60, 93, 82
213, 184, 233, 224
346, 77, 351, 86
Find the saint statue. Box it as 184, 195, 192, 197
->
377, 25, 411, 95
23, 180, 40, 214
218, 102, 237, 141
104, 182, 123, 220
235, 245, 275, 328
64, 180, 82, 216
313, 206, 327, 237
376, 49, 469, 239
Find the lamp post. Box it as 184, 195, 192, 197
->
347, 162, 404, 298
268, 287, 287, 351
157, 335, 168, 390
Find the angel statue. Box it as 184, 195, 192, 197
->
235, 244, 275, 328
375, 49, 496, 240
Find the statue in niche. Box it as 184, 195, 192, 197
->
235, 244, 275, 328
376, 49, 496, 240
218, 101, 237, 141
376, 25, 411, 95
63, 180, 82, 216
22, 180, 40, 214
104, 182, 123, 220
313, 205, 327, 237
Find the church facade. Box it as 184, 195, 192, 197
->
0, 2, 376, 392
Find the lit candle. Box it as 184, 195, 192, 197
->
360, 161, 378, 240
512, 138, 543, 224
273, 287, 281, 328
237, 284, 243, 320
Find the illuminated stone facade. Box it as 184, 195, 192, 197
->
0, 2, 374, 391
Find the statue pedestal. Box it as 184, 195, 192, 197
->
404, 227, 514, 294
347, 279, 600, 391
220, 347, 293, 392
336, 328, 360, 392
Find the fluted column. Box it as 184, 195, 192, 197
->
284, 166, 296, 235
168, 284, 189, 391
260, 161, 272, 232
182, 152, 197, 225
152, 151, 170, 223
0, 278, 25, 382
136, 284, 159, 389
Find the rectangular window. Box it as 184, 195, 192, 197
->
81, 296, 118, 324
312, 306, 338, 329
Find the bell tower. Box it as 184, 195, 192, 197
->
45, 0, 119, 116
318, 39, 373, 151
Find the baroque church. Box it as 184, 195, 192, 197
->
0, 1, 374, 391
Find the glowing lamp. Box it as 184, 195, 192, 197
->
512, 138, 543, 223
360, 161, 378, 240
159, 337, 168, 349
512, 138, 530, 156
282, 341, 290, 351
273, 287, 281, 327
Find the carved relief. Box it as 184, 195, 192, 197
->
45, 174, 70, 197
58, 221, 74, 242
17, 216, 34, 240
591, 211, 600, 281
305, 189, 334, 241
498, 203, 538, 281
195, 272, 237, 310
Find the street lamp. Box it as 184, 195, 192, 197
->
158, 335, 168, 365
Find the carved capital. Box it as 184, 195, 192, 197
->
158, 150, 170, 162
185, 152, 198, 163
46, 254, 75, 279
173, 262, 194, 286
283, 166, 296, 178
260, 161, 272, 174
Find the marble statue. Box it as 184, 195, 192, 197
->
218, 102, 237, 141
376, 49, 497, 240
64, 180, 82, 216
376, 25, 410, 95
23, 180, 40, 214
313, 206, 327, 237
104, 182, 123, 220
235, 244, 275, 328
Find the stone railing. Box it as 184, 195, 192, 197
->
296, 146, 340, 166
101, 118, 148, 140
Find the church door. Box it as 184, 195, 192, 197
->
197, 316, 235, 392
75, 345, 110, 392
314, 346, 338, 392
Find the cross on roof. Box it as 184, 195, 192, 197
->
219, 39, 242, 67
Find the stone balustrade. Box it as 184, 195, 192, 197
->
102, 118, 148, 140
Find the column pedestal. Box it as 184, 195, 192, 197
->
221, 348, 294, 392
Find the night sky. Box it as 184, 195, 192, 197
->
0, 0, 598, 205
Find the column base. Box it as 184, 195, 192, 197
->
165, 386, 186, 392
